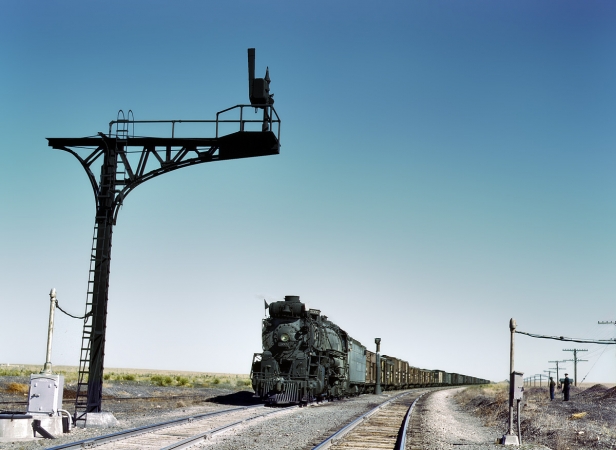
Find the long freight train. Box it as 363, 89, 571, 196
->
250, 295, 489, 404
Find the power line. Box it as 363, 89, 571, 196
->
598, 321, 616, 383
515, 330, 616, 345
580, 345, 609, 384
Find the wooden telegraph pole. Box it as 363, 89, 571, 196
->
502, 318, 520, 445
563, 349, 588, 387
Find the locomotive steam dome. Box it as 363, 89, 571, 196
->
269, 295, 305, 317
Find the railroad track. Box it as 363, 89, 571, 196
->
41, 389, 440, 450
45, 404, 296, 450
312, 389, 433, 450
2, 394, 211, 406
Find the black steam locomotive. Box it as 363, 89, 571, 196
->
250, 296, 489, 404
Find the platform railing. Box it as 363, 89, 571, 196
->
108, 104, 280, 142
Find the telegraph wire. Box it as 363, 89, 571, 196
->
517, 328, 614, 383
515, 330, 616, 345
580, 345, 609, 384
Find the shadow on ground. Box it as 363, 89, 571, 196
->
205, 390, 262, 406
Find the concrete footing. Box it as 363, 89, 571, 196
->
78, 412, 119, 428
0, 413, 64, 441
501, 433, 520, 445
0, 414, 33, 441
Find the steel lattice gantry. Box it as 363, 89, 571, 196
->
47, 103, 280, 423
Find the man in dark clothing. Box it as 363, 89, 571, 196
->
563, 373, 571, 401
549, 377, 556, 401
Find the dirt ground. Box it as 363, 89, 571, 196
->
456, 383, 616, 450
0, 374, 258, 422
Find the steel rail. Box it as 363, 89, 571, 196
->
160, 405, 297, 450
395, 392, 426, 450
44, 405, 262, 450
311, 391, 413, 450
3, 393, 215, 406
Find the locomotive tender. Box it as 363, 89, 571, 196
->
250, 295, 489, 404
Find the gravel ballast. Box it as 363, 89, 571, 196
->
191, 392, 408, 450
414, 388, 550, 450
2, 379, 554, 450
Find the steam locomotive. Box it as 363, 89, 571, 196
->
250, 296, 489, 404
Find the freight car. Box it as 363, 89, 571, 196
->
250, 296, 489, 404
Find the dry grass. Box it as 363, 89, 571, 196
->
5, 382, 29, 394
0, 364, 251, 390
0, 365, 81, 382
103, 371, 252, 389
455, 383, 509, 427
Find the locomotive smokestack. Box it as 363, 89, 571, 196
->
284, 295, 300, 302
248, 48, 255, 101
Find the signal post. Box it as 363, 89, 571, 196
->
47, 49, 280, 424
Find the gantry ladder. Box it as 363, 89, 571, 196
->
73, 221, 102, 425
114, 110, 132, 185
75, 113, 125, 424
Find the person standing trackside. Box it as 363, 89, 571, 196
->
563, 373, 571, 401
549, 377, 555, 401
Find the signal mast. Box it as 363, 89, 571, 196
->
47, 49, 280, 424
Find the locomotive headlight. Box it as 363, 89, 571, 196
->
279, 333, 290, 342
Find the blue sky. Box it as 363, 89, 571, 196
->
1, 1, 615, 383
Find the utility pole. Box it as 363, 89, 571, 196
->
598, 321, 615, 381
548, 360, 567, 386
502, 318, 519, 445
563, 349, 588, 387
544, 368, 557, 382
41, 289, 57, 375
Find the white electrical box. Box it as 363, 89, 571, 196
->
27, 374, 64, 414
512, 371, 524, 400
